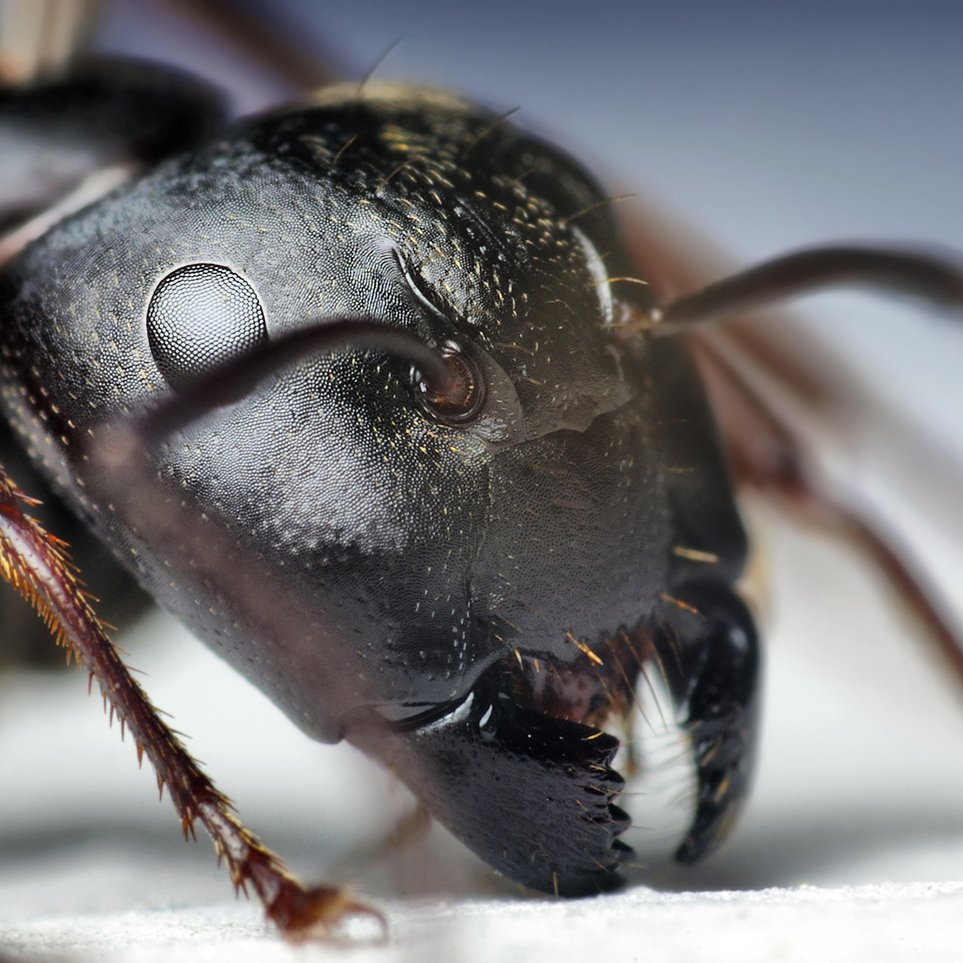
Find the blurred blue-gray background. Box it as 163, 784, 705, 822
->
95, 0, 963, 450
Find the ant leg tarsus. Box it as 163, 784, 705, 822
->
0, 463, 383, 938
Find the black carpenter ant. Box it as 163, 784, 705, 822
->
1, 3, 962, 939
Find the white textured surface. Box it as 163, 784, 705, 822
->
6, 883, 963, 963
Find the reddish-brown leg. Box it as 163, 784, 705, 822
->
688, 329, 963, 683
618, 200, 963, 685
0, 463, 383, 939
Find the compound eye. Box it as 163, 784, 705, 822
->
147, 263, 267, 390
413, 342, 486, 425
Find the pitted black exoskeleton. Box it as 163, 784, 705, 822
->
1, 57, 961, 935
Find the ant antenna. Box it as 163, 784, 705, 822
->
122, 319, 453, 446
637, 245, 963, 336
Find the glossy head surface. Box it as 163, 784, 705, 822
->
0, 84, 740, 744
